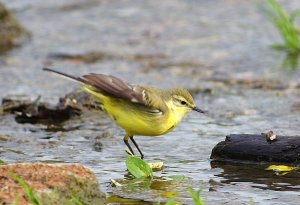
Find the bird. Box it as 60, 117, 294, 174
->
43, 68, 205, 159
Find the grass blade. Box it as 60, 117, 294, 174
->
9, 173, 40, 205
188, 187, 206, 205
265, 0, 300, 54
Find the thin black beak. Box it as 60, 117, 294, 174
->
192, 106, 206, 113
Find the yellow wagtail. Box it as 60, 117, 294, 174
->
43, 68, 204, 159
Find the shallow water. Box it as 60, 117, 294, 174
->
1, 0, 300, 204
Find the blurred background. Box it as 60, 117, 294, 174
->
1, 0, 300, 101
1, 0, 300, 204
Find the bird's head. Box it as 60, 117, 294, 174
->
169, 88, 205, 116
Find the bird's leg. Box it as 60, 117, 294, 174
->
123, 135, 135, 156
130, 137, 144, 159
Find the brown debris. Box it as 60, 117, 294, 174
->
1, 91, 100, 124
48, 51, 168, 65
1, 96, 80, 124
48, 51, 205, 70
262, 130, 277, 142
48, 51, 114, 64
206, 77, 287, 90
291, 102, 300, 113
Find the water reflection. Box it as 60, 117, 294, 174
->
109, 176, 192, 204
282, 52, 300, 70
211, 161, 300, 191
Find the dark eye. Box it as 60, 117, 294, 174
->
181, 101, 187, 105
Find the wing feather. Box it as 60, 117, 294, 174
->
82, 74, 168, 113
83, 74, 142, 103
43, 68, 168, 113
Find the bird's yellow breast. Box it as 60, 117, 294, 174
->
83, 86, 189, 136
105, 99, 176, 136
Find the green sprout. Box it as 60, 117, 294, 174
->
9, 173, 40, 205
69, 196, 85, 205
266, 0, 300, 54
188, 187, 206, 205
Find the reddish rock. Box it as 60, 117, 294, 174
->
0, 163, 105, 205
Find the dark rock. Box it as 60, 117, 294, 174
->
210, 134, 300, 164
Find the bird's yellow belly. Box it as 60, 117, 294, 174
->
83, 87, 182, 137
105, 101, 176, 136
117, 116, 175, 136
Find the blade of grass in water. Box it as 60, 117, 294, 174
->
266, 0, 300, 54
188, 187, 206, 205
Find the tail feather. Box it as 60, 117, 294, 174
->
43, 67, 85, 84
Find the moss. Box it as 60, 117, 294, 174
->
0, 163, 106, 205
39, 175, 106, 205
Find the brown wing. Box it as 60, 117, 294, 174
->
82, 73, 142, 103
43, 68, 168, 113
83, 74, 168, 113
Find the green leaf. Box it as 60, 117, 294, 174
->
0, 159, 5, 164
165, 198, 179, 205
167, 175, 187, 181
125, 156, 153, 178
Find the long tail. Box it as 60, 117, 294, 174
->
43, 67, 109, 103
43, 67, 85, 84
